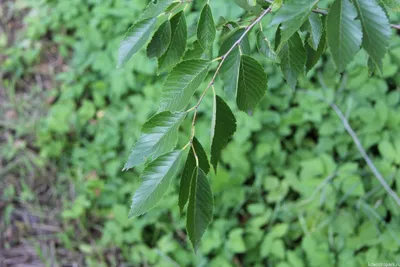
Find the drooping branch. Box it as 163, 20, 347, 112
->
184, 5, 273, 164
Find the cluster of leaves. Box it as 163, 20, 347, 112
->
118, 0, 396, 249
5, 0, 400, 265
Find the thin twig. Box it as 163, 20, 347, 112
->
391, 24, 400, 30
298, 172, 337, 207
301, 90, 400, 207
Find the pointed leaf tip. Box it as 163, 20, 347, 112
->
129, 150, 182, 217
186, 167, 213, 251
117, 18, 157, 68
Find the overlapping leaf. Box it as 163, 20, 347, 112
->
306, 27, 326, 72
219, 28, 251, 98
353, 0, 391, 71
147, 20, 172, 58
211, 96, 237, 171
220, 47, 241, 98
183, 40, 209, 60
257, 31, 278, 62
117, 18, 156, 68
197, 4, 216, 51
179, 138, 210, 213
220, 27, 251, 55
186, 167, 213, 251
123, 111, 186, 170
308, 13, 323, 50
129, 150, 182, 217
279, 32, 306, 89
140, 0, 173, 20
159, 59, 210, 111
158, 11, 187, 73
237, 55, 268, 112
327, 0, 362, 71
271, 0, 317, 46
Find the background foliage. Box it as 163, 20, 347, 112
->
1, 0, 400, 266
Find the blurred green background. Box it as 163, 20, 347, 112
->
1, 0, 400, 266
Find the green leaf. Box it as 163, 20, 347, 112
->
220, 27, 251, 55
307, 13, 323, 50
147, 20, 172, 58
219, 28, 251, 98
159, 59, 210, 111
257, 31, 278, 62
179, 138, 210, 213
220, 47, 241, 98
117, 18, 157, 68
353, 0, 391, 71
271, 0, 283, 12
211, 96, 237, 171
183, 40, 208, 60
271, 0, 317, 45
235, 0, 263, 13
279, 32, 306, 89
129, 150, 182, 217
274, 26, 281, 51
327, 0, 362, 71
306, 27, 326, 72
237, 55, 268, 112
140, 0, 173, 20
197, 4, 216, 51
158, 11, 187, 73
123, 111, 186, 170
220, 21, 239, 40
379, 0, 400, 10
186, 167, 213, 251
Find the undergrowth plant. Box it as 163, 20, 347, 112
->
118, 0, 398, 250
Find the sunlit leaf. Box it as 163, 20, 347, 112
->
159, 59, 210, 111
117, 18, 157, 68
129, 150, 182, 217
123, 111, 186, 170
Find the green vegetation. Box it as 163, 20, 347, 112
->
1, 0, 400, 266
